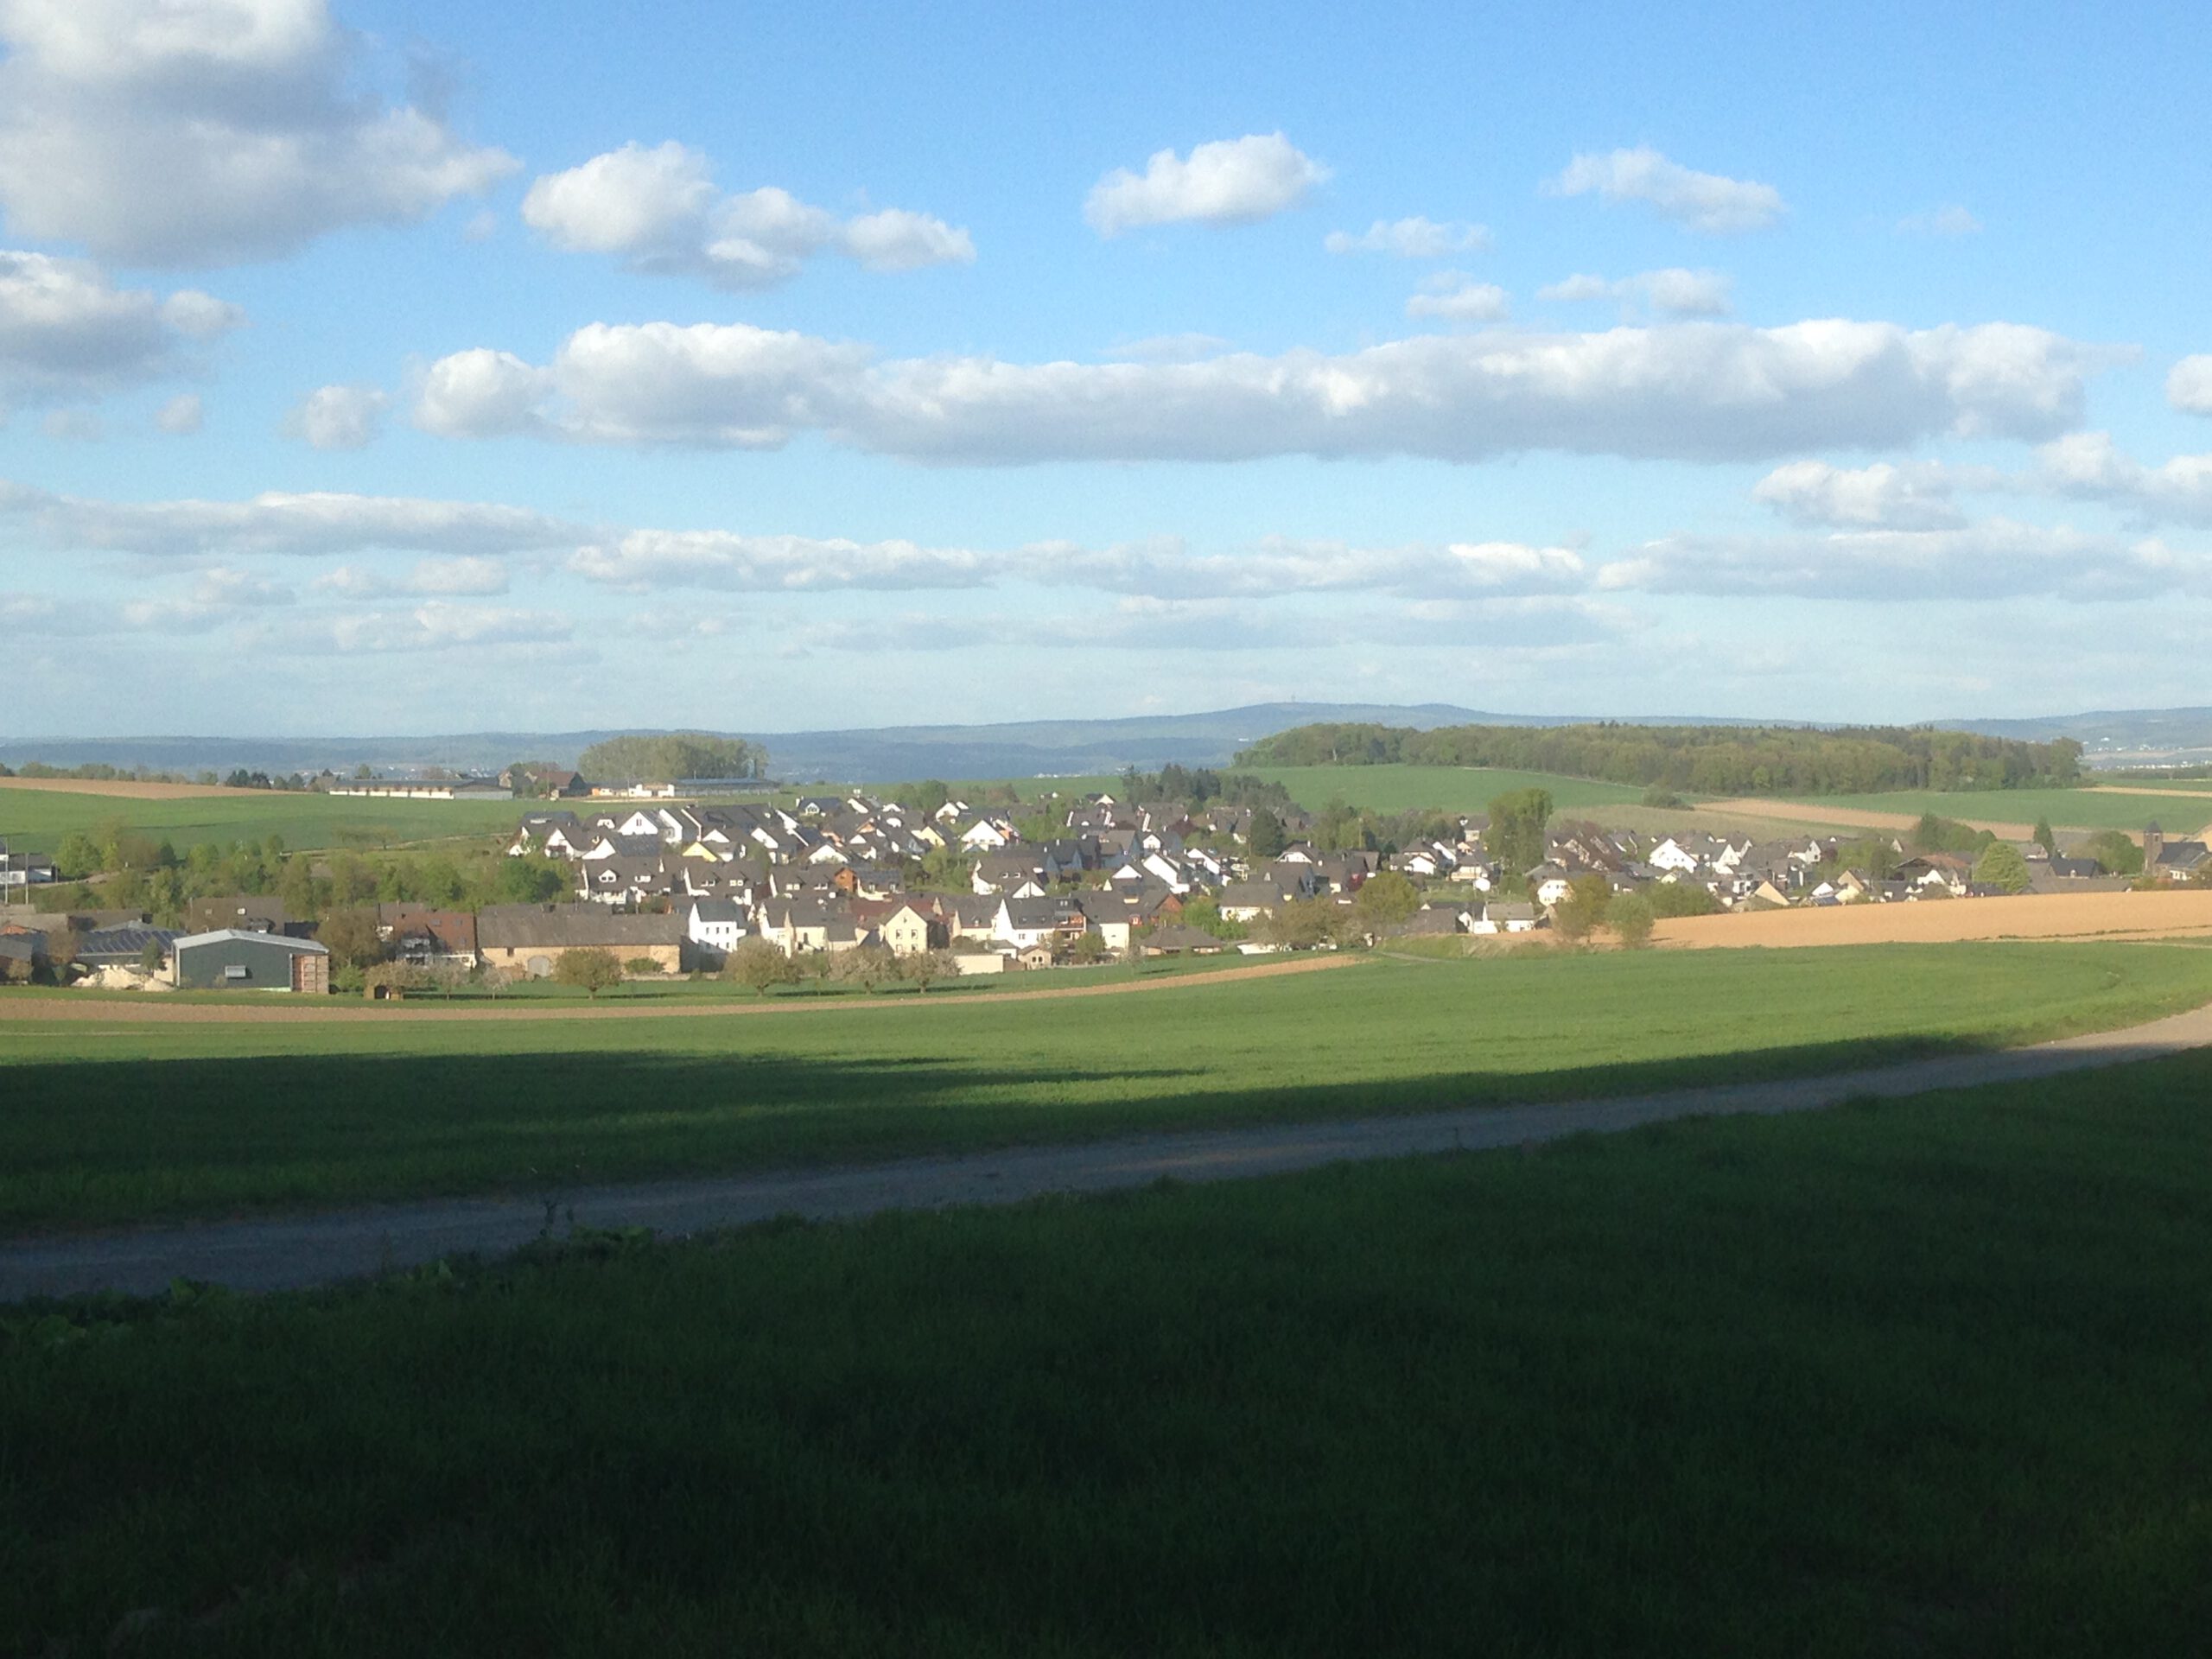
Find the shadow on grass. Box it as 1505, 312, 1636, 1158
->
1, 1025, 2162, 1233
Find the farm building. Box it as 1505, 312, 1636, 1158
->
0, 841, 57, 891
172, 930, 331, 993
476, 904, 688, 977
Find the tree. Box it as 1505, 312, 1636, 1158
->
480, 963, 515, 1000
1550, 874, 1613, 943
554, 948, 624, 997
1972, 842, 2034, 893
575, 733, 763, 785
2032, 816, 2056, 859
1608, 892, 1656, 949
1262, 896, 1348, 950
2079, 830, 2145, 876
1248, 808, 1289, 860
1486, 788, 1554, 879
793, 949, 831, 992
908, 779, 952, 818
899, 948, 960, 992
1353, 870, 1421, 928
829, 944, 898, 993
361, 961, 429, 1001
725, 938, 799, 995
1647, 881, 1721, 919
1068, 931, 1109, 963
316, 907, 387, 971
138, 938, 168, 976
55, 831, 100, 879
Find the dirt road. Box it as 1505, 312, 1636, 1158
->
7, 999, 2208, 1300
0, 955, 1353, 1027
1655, 888, 2212, 950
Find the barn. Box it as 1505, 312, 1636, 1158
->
172, 930, 331, 993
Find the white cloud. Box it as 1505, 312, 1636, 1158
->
416, 316, 2107, 463
411, 348, 552, 438
0, 250, 243, 402
188, 564, 293, 606
2168, 354, 2212, 416
1084, 133, 1326, 235
1405, 276, 1510, 321
567, 527, 1588, 601
1548, 146, 1784, 233
0, 0, 518, 265
1602, 518, 2205, 601
313, 554, 510, 598
284, 383, 387, 450
1538, 268, 1732, 318
1751, 460, 1974, 531
155, 391, 204, 435
0, 478, 583, 557
321, 601, 572, 654
520, 141, 974, 289
2035, 431, 2212, 527
1324, 217, 1490, 257
1897, 205, 1982, 237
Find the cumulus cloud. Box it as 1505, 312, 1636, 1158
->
0, 478, 584, 558
1897, 205, 1982, 237
1084, 133, 1326, 235
320, 601, 572, 654
1602, 518, 2205, 602
414, 316, 2107, 463
1548, 147, 1784, 233
2034, 431, 2212, 527
188, 564, 293, 606
520, 142, 974, 289
0, 0, 518, 265
155, 392, 204, 435
284, 383, 387, 449
41, 408, 100, 441
1751, 459, 1977, 531
0, 250, 243, 403
1325, 217, 1490, 257
1538, 268, 1732, 318
313, 555, 510, 598
2168, 354, 2212, 416
1404, 276, 1510, 321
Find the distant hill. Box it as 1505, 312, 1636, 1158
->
13, 702, 2210, 781
1942, 708, 2212, 767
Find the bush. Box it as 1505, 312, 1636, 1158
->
1640, 786, 1688, 809
829, 946, 898, 992
1549, 874, 1614, 943
623, 957, 664, 977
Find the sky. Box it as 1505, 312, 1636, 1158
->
3, 0, 2210, 739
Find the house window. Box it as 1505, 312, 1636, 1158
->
223, 964, 250, 981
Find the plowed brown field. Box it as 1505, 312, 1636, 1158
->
1655, 888, 2212, 950
1694, 798, 2048, 840
0, 778, 257, 799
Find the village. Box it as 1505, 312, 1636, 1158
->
3, 781, 2204, 993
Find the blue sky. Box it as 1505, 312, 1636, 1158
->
3, 0, 2209, 737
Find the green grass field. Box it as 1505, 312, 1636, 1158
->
8, 1050, 2210, 1655
1757, 785, 2212, 835
4, 943, 2210, 1232
0, 785, 524, 854
1243, 762, 1645, 816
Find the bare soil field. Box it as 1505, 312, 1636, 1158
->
1694, 798, 2050, 841
1655, 889, 2212, 950
0, 777, 259, 800
0, 954, 1353, 1026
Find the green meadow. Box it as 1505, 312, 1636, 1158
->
7, 1050, 2210, 1655
5, 943, 2211, 1231
0, 785, 523, 854
1751, 785, 2212, 835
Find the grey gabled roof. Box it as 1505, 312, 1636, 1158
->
173, 929, 329, 956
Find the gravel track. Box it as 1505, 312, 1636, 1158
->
7, 999, 2208, 1301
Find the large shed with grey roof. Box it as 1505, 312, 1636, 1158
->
173, 930, 330, 993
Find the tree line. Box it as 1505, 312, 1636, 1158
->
1235, 721, 2084, 795
575, 734, 765, 785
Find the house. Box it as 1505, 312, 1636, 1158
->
2145, 827, 2211, 882
374, 905, 479, 966
0, 841, 57, 891
1470, 901, 1539, 934
995, 895, 1084, 951
172, 930, 331, 992
879, 902, 946, 957
684, 897, 748, 961
476, 905, 688, 977
508, 812, 588, 857
1013, 941, 1057, 971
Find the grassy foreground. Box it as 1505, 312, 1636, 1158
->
6, 1052, 2210, 1655
4, 943, 2212, 1231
